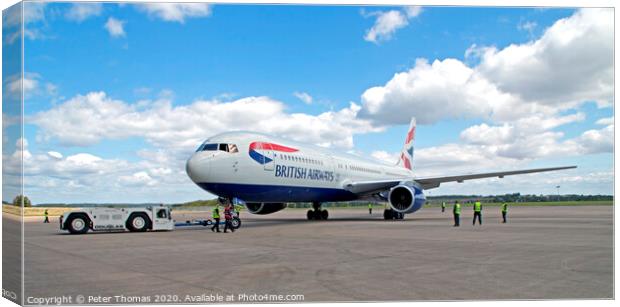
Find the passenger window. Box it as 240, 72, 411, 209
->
157, 209, 167, 219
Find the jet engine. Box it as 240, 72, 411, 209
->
245, 202, 287, 215
388, 184, 426, 214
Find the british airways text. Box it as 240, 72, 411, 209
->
274, 165, 335, 182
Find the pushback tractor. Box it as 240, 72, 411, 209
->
60, 205, 175, 234
60, 205, 241, 234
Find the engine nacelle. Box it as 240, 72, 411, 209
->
388, 184, 426, 214
245, 202, 287, 215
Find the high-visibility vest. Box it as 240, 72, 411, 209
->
502, 203, 508, 213
44, 210, 48, 216
368, 204, 372, 208
454, 203, 461, 215
474, 202, 482, 212
212, 207, 220, 219
442, 202, 446, 208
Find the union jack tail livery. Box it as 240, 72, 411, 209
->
397, 117, 416, 171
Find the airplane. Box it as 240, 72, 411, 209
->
185, 118, 576, 220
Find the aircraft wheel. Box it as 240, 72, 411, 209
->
320, 209, 328, 220
307, 210, 314, 220
231, 217, 241, 229
383, 209, 392, 220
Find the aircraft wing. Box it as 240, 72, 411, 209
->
343, 166, 576, 195
343, 179, 409, 195
414, 166, 577, 190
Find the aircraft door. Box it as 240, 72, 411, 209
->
261, 143, 275, 171
263, 147, 276, 171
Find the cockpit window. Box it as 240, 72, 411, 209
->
200, 143, 218, 151
197, 143, 238, 153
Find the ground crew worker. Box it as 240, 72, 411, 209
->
223, 203, 235, 233
368, 203, 372, 215
501, 202, 508, 223
473, 200, 482, 225
441, 202, 446, 213
211, 204, 221, 232
453, 201, 461, 227
43, 209, 49, 223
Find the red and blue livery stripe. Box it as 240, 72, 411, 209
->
249, 141, 298, 164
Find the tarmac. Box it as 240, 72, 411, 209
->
3, 205, 613, 303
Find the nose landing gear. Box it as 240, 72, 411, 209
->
307, 202, 328, 220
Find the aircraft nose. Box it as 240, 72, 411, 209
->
186, 153, 210, 183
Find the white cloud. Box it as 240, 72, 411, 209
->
457, 114, 609, 161
459, 123, 515, 146
371, 150, 400, 165
379, 127, 611, 180
404, 6, 423, 18
4, 72, 59, 101
31, 91, 382, 151
135, 3, 211, 23
364, 10, 408, 43
118, 172, 158, 187
360, 58, 521, 125
369, 113, 611, 182
293, 91, 313, 104
517, 20, 537, 38
47, 151, 63, 160
7, 76, 37, 97
2, 134, 214, 203
477, 8, 613, 107
595, 117, 613, 125
364, 6, 422, 44
65, 3, 103, 22
104, 17, 126, 38
567, 124, 614, 154
359, 8, 612, 127
23, 2, 46, 25
459, 113, 585, 146
3, 2, 48, 44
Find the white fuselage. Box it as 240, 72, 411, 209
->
186, 131, 412, 203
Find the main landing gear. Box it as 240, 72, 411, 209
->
384, 208, 405, 220
307, 202, 328, 220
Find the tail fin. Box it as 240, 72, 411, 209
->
396, 118, 416, 171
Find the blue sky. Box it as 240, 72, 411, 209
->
2, 2, 613, 204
